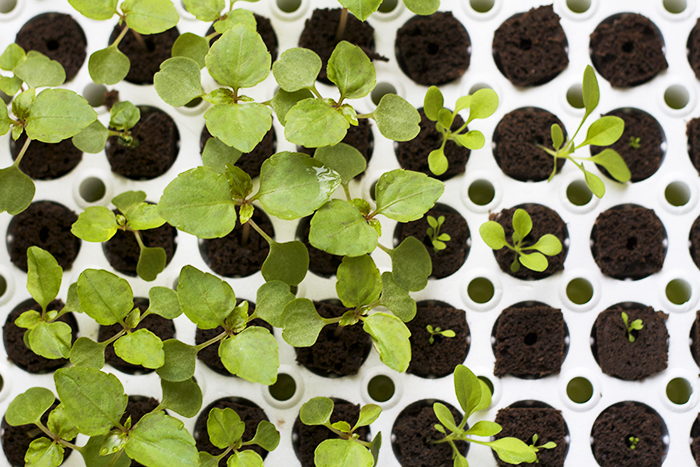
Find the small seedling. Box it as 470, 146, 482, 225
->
299, 397, 382, 467
427, 215, 451, 252
628, 436, 640, 450
629, 136, 640, 149
479, 209, 562, 273
426, 324, 455, 345
621, 312, 643, 343
539, 66, 630, 198
73, 100, 141, 154
530, 434, 557, 461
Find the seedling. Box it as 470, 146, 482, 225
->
479, 208, 562, 273
621, 312, 643, 343
423, 86, 499, 175
426, 324, 455, 345
426, 215, 451, 252
431, 365, 546, 466
530, 434, 557, 459
629, 136, 640, 149
628, 436, 640, 450
539, 66, 630, 198
299, 397, 382, 467
72, 100, 141, 154
71, 190, 168, 281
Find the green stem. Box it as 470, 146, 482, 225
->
12, 136, 31, 168
195, 330, 228, 352
376, 243, 391, 255
335, 7, 348, 42
35, 422, 83, 452
111, 24, 130, 48
310, 85, 323, 99
107, 449, 125, 467
130, 30, 149, 52
248, 218, 273, 244
205, 32, 220, 42
103, 329, 126, 347
342, 184, 352, 202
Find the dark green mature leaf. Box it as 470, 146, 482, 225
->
581, 116, 624, 147
255, 151, 341, 220
177, 265, 235, 329
114, 328, 164, 368
0, 43, 25, 71
315, 438, 374, 467
373, 94, 420, 141
336, 255, 381, 308
27, 321, 72, 359
590, 148, 631, 182
72, 206, 118, 242
161, 378, 202, 418
582, 65, 600, 122
148, 287, 181, 319
77, 269, 133, 326
220, 327, 278, 385
122, 0, 180, 35
454, 364, 483, 419
202, 137, 242, 172
314, 143, 366, 184
403, 0, 440, 15
14, 51, 65, 88
479, 221, 507, 250
255, 280, 295, 327
26, 89, 97, 143
208, 407, 245, 449
379, 272, 415, 322
70, 337, 105, 369
137, 246, 167, 282
300, 397, 334, 425
155, 57, 203, 107
205, 103, 272, 153
26, 246, 62, 311
172, 33, 209, 69
5, 387, 54, 426
183, 0, 223, 21
206, 23, 270, 89
81, 436, 130, 467
126, 412, 199, 467
73, 120, 110, 154
273, 48, 322, 92
25, 438, 64, 467
157, 339, 198, 382
262, 241, 309, 286
55, 366, 127, 436
89, 46, 130, 85
309, 199, 378, 256
0, 165, 34, 215
327, 41, 375, 99
338, 0, 381, 20
285, 98, 350, 147
281, 298, 326, 346
248, 420, 280, 451
271, 89, 313, 126
363, 313, 411, 372
158, 166, 237, 238
423, 86, 443, 121
68, 0, 118, 19
389, 237, 431, 292
485, 437, 538, 465
375, 170, 444, 222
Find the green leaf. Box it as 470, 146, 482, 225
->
172, 33, 209, 69
68, 0, 118, 19
437, 108, 452, 130
584, 170, 605, 198
205, 103, 272, 153
5, 387, 54, 426
137, 246, 166, 282
249, 420, 280, 451
77, 269, 133, 326
182, 0, 224, 21
518, 252, 548, 272
0, 43, 25, 71
81, 436, 130, 467
433, 402, 459, 433
454, 365, 484, 419
374, 169, 444, 222
89, 46, 130, 85
114, 328, 164, 368
466, 88, 498, 122
484, 437, 538, 465
590, 148, 631, 182
453, 130, 485, 150
71, 206, 118, 242
48, 404, 79, 441
14, 51, 65, 88
255, 280, 295, 328
315, 438, 374, 467
202, 137, 242, 172
373, 94, 420, 141
512, 208, 532, 241
551, 124, 563, 150
262, 240, 309, 286
355, 404, 381, 429
337, 255, 381, 308
25, 438, 64, 467
0, 76, 23, 96
256, 151, 341, 220
220, 327, 279, 385
582, 116, 625, 147
13, 88, 34, 121
466, 420, 501, 437
54, 366, 127, 436
300, 397, 334, 426
271, 89, 313, 126
110, 101, 140, 130
125, 412, 199, 467
70, 337, 105, 369
281, 298, 326, 346
529, 234, 562, 256
227, 450, 264, 467
363, 313, 411, 373
26, 89, 97, 143
72, 120, 110, 154
199, 452, 220, 467
327, 41, 375, 99
147, 287, 181, 319
314, 142, 366, 185
479, 221, 507, 250
155, 57, 203, 107
27, 321, 72, 359
122, 0, 180, 35
161, 378, 202, 418
284, 98, 350, 147
428, 148, 448, 176
309, 199, 378, 256
423, 86, 443, 121
158, 166, 237, 238
224, 165, 253, 200
15, 310, 41, 329
0, 165, 34, 215
389, 237, 431, 292
126, 204, 165, 230
111, 191, 144, 212
26, 246, 62, 311
338, 0, 381, 20
272, 48, 322, 92
379, 272, 416, 322
208, 407, 245, 449
582, 65, 600, 122
214, 9, 257, 34
206, 23, 270, 89
156, 339, 198, 382
403, 0, 440, 15
177, 265, 235, 329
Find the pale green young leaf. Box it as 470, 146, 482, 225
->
582, 65, 600, 122
25, 438, 64, 467
110, 101, 140, 130
206, 23, 270, 89
262, 241, 309, 286
281, 298, 326, 347
205, 103, 272, 153
172, 33, 209, 69
26, 246, 62, 311
199, 452, 220, 467
551, 124, 563, 150
214, 9, 257, 34
454, 364, 483, 419
255, 280, 295, 328
224, 165, 253, 200
54, 366, 127, 436
363, 313, 411, 373
154, 57, 203, 107
71, 206, 118, 242
590, 148, 631, 182
300, 397, 334, 426
466, 88, 498, 122
220, 327, 279, 385
70, 337, 105, 369
13, 87, 35, 121
518, 252, 548, 272
390, 237, 431, 292
454, 454, 469, 467
126, 203, 165, 230
27, 321, 72, 359
156, 339, 198, 382
47, 404, 79, 441
158, 166, 237, 238
122, 0, 180, 35
584, 170, 605, 198
80, 436, 130, 467
272, 48, 322, 92
202, 137, 242, 172
403, 0, 440, 15
77, 269, 133, 325
454, 95, 471, 114
512, 209, 532, 241
428, 148, 448, 176
0, 76, 22, 97
309, 199, 378, 256
529, 234, 562, 256
125, 412, 199, 467
0, 101, 11, 136
479, 221, 507, 250
423, 86, 444, 121
484, 437, 538, 465
373, 94, 421, 141
114, 328, 164, 368
374, 169, 444, 222
177, 265, 235, 329
315, 439, 374, 467
14, 51, 65, 88
379, 272, 416, 322
5, 387, 54, 426
15, 310, 41, 329
437, 108, 452, 130
68, 0, 118, 19
338, 0, 381, 20
227, 450, 264, 467
453, 130, 485, 150
0, 43, 25, 71
433, 402, 459, 433
183, 0, 224, 21
256, 151, 341, 220
327, 41, 375, 100
147, 287, 181, 319
314, 143, 366, 184
271, 89, 313, 126
26, 89, 97, 143
89, 46, 130, 85
112, 190, 145, 212
248, 421, 280, 451
161, 378, 202, 418
0, 165, 34, 215
208, 407, 245, 449
137, 246, 166, 282
73, 120, 110, 154
284, 98, 350, 147
581, 116, 624, 147
466, 420, 501, 437
336, 255, 381, 308
355, 404, 382, 429
65, 282, 83, 313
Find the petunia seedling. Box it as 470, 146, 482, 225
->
539, 66, 630, 198
530, 433, 557, 454
621, 312, 643, 343
629, 136, 641, 149
426, 324, 455, 345
72, 100, 141, 154
628, 436, 640, 450
479, 209, 562, 273
299, 397, 382, 467
423, 86, 499, 175
426, 215, 451, 252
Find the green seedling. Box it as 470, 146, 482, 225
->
300, 397, 382, 467
621, 312, 643, 343
423, 86, 499, 175
0, 45, 97, 215
479, 208, 562, 273
68, 0, 179, 85
427, 215, 451, 252
530, 433, 557, 460
432, 365, 547, 466
72, 100, 141, 154
426, 324, 455, 345
629, 136, 640, 149
71, 190, 168, 282
540, 66, 630, 198
628, 436, 640, 450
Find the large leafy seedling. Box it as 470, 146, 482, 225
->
72, 100, 141, 154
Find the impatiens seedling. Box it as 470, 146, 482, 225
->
199, 407, 280, 467
0, 45, 97, 214
540, 66, 630, 198
72, 100, 141, 154
68, 0, 180, 85
629, 136, 641, 149
423, 86, 499, 175
621, 312, 643, 343
431, 365, 545, 466
71, 190, 168, 281
426, 324, 455, 345
426, 215, 451, 252
300, 397, 382, 467
479, 208, 562, 273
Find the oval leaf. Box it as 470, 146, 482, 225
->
315, 439, 374, 467
379, 272, 416, 322
466, 88, 498, 122
273, 47, 322, 92
529, 234, 562, 256
73, 120, 110, 154
68, 0, 118, 20
125, 412, 199, 467
314, 142, 366, 184
114, 328, 164, 369
177, 265, 235, 329
373, 94, 420, 141
336, 255, 381, 308
156, 339, 198, 382
390, 237, 431, 292
281, 298, 326, 347
374, 169, 444, 222
512, 208, 532, 240
123, 0, 180, 35
284, 98, 350, 148
582, 116, 624, 147
154, 57, 203, 107
590, 148, 631, 183
77, 269, 134, 326
137, 246, 167, 282
300, 397, 334, 426
172, 32, 209, 69
479, 221, 507, 250
363, 313, 411, 373
28, 321, 72, 359
205, 103, 272, 153
26, 246, 62, 311
14, 51, 66, 88
219, 327, 279, 385
0, 165, 35, 215
327, 41, 375, 100
72, 206, 118, 242
70, 337, 106, 369
6, 387, 54, 426
518, 252, 548, 272
403, 0, 440, 15
262, 240, 309, 286
182, 0, 224, 21
89, 46, 130, 85
160, 378, 202, 418
423, 86, 443, 121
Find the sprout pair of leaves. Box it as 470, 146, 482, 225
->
423, 86, 499, 175
199, 407, 280, 467
0, 45, 97, 214
432, 365, 542, 466
426, 324, 455, 345
300, 397, 382, 467
426, 215, 451, 252
68, 0, 179, 85
6, 367, 204, 467
73, 101, 141, 154
272, 41, 420, 147
479, 209, 562, 273
621, 312, 643, 343
529, 434, 557, 453
540, 66, 630, 198
71, 190, 168, 281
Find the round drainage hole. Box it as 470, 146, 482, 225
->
378, 0, 398, 13
666, 377, 692, 404
566, 0, 591, 13
269, 373, 296, 401
277, 0, 302, 13
83, 83, 107, 107
371, 83, 397, 106
0, 0, 17, 13
663, 0, 687, 14
468, 179, 495, 206
368, 375, 395, 402
567, 84, 584, 109
665, 181, 690, 207
567, 377, 593, 403
666, 279, 691, 305
470, 0, 494, 13
478, 376, 494, 395
566, 180, 593, 206
566, 278, 593, 305
79, 177, 106, 203
664, 85, 689, 110
468, 277, 494, 304
0, 274, 6, 298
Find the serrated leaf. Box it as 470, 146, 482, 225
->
389, 237, 431, 292
309, 199, 378, 256
89, 46, 130, 85
273, 48, 321, 92
336, 255, 381, 308
156, 339, 198, 382
206, 23, 270, 89
77, 269, 133, 326
125, 412, 199, 467
262, 240, 309, 286
285, 98, 349, 147
25, 438, 64, 467
0, 165, 34, 215
177, 265, 235, 329
172, 33, 209, 69
220, 327, 278, 385
73, 120, 110, 154
155, 57, 203, 107
205, 103, 272, 153
122, 0, 180, 35
70, 337, 105, 369
26, 246, 62, 311
479, 221, 507, 250
281, 298, 326, 346
375, 169, 444, 222
590, 148, 631, 182
314, 142, 366, 184
363, 313, 411, 372
5, 387, 54, 426
161, 378, 202, 418
114, 328, 164, 368
0, 43, 25, 71
27, 321, 72, 359
373, 94, 420, 141
423, 86, 443, 121
26, 89, 97, 144
14, 51, 66, 88
48, 404, 79, 441
72, 206, 118, 242
379, 272, 415, 322
300, 397, 334, 425
327, 41, 375, 99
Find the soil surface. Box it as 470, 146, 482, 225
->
494, 407, 568, 466
693, 216, 700, 272
11, 133, 82, 180
686, 117, 700, 175
688, 18, 700, 81
109, 25, 179, 85
200, 125, 276, 179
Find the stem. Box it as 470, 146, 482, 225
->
240, 221, 251, 247
103, 329, 126, 347
247, 218, 273, 244
310, 85, 323, 99
133, 230, 146, 250
36, 422, 83, 452
111, 24, 130, 48
206, 32, 220, 42
107, 450, 124, 467
12, 136, 31, 168
335, 7, 348, 42
342, 184, 352, 202
130, 30, 149, 52
195, 330, 228, 352
376, 243, 391, 255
